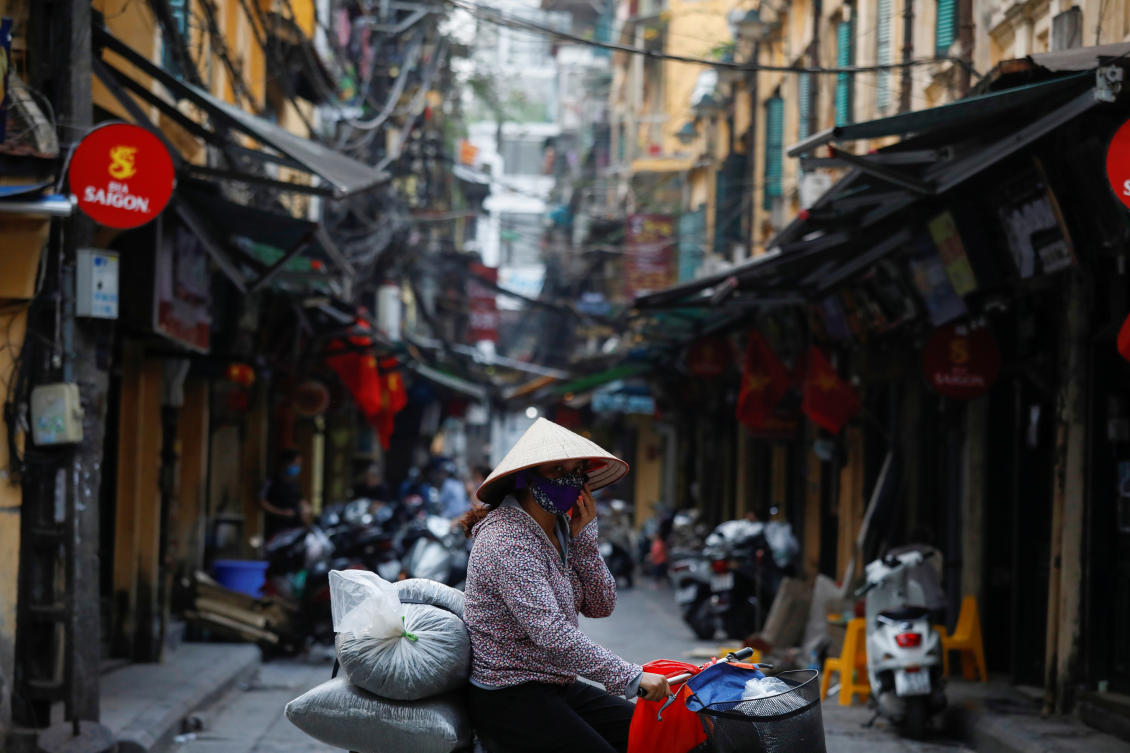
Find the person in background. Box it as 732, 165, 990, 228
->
353, 463, 390, 502
259, 448, 311, 539
648, 533, 669, 585
465, 464, 491, 503
437, 458, 470, 518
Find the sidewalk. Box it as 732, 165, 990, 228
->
944, 679, 1130, 753
101, 642, 261, 753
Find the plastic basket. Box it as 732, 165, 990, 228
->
694, 670, 826, 753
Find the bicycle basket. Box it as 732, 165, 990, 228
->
694, 670, 826, 753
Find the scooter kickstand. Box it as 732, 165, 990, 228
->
861, 710, 880, 729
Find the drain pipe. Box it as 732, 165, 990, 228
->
900, 0, 914, 112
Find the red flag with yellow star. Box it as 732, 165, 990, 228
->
736, 330, 790, 429
326, 340, 383, 418
801, 346, 860, 434
370, 357, 408, 449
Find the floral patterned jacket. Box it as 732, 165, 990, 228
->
464, 498, 642, 697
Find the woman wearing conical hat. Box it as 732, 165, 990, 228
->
460, 418, 671, 753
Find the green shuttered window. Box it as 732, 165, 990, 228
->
876, 0, 892, 112
163, 0, 190, 77
835, 19, 854, 127
937, 0, 957, 54
797, 72, 811, 142
763, 96, 784, 210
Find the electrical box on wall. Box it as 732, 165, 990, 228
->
76, 248, 119, 319
31, 383, 84, 446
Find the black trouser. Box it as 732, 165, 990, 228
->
469, 681, 634, 753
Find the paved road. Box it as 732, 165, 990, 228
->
160, 581, 973, 753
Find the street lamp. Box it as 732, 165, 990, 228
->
692, 92, 725, 119
676, 121, 699, 145
735, 7, 771, 42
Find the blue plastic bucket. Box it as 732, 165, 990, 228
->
212, 559, 269, 597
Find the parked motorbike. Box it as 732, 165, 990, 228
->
262, 524, 346, 646
397, 513, 469, 589
702, 519, 797, 640
857, 545, 947, 740
598, 499, 636, 588
671, 551, 716, 639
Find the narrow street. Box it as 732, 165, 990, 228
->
160, 582, 972, 753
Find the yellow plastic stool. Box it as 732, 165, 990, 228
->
938, 596, 987, 682
717, 646, 762, 664
820, 617, 870, 705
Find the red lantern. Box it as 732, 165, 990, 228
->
225, 362, 255, 387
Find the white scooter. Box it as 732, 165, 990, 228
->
857, 545, 947, 739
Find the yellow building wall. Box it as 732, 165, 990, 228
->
633, 416, 664, 530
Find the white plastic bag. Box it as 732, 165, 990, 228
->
328, 569, 402, 638
742, 676, 792, 701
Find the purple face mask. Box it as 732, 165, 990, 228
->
515, 468, 587, 515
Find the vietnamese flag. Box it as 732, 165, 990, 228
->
326, 340, 383, 418
736, 330, 791, 429
801, 346, 860, 434
370, 358, 408, 450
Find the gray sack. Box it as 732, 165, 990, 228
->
285, 677, 472, 753
395, 578, 465, 619
336, 601, 471, 700
336, 578, 470, 701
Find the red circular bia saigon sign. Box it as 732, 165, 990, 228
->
922, 322, 1001, 401
1106, 118, 1130, 211
68, 123, 175, 229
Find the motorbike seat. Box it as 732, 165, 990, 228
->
877, 606, 930, 622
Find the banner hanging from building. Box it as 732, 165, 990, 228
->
69, 123, 175, 229
624, 214, 676, 300
467, 262, 500, 343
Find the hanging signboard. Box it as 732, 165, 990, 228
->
624, 214, 676, 299
1106, 118, 1130, 212
927, 210, 978, 296
997, 164, 1075, 278
922, 321, 1000, 401
155, 223, 211, 353
68, 123, 175, 229
468, 262, 500, 343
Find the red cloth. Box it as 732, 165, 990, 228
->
801, 346, 860, 434
736, 330, 791, 429
627, 660, 708, 753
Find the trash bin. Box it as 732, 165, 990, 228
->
212, 559, 268, 597
693, 669, 826, 753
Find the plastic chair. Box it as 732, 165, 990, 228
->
820, 617, 870, 705
938, 595, 987, 681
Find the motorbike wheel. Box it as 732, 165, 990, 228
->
902, 696, 929, 740
684, 597, 717, 640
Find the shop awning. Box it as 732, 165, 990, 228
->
407, 362, 491, 401
93, 25, 387, 198
635, 67, 1105, 313
174, 181, 351, 293
0, 183, 72, 217
550, 362, 652, 396
787, 71, 1092, 156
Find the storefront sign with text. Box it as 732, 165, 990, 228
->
69, 123, 175, 229
1107, 117, 1130, 211
922, 322, 1000, 400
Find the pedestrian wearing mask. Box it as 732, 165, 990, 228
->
459, 418, 670, 753
259, 448, 311, 539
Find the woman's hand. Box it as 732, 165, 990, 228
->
570, 485, 597, 537
638, 672, 672, 702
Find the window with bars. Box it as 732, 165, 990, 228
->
163, 0, 190, 77
797, 72, 811, 142
763, 96, 784, 210
876, 0, 893, 112
835, 19, 854, 126
936, 0, 956, 55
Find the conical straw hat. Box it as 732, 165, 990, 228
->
476, 417, 629, 505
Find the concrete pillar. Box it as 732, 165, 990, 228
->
1045, 275, 1088, 713
960, 397, 988, 604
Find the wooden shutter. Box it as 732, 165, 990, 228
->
835, 20, 854, 127
763, 96, 785, 210
877, 0, 893, 112
936, 0, 957, 55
